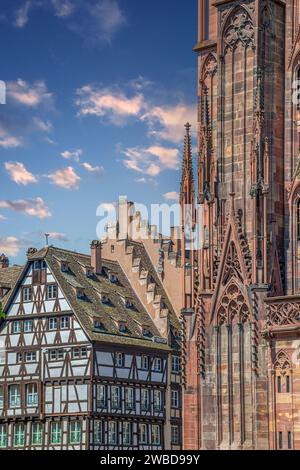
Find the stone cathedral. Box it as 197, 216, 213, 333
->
181, 0, 300, 450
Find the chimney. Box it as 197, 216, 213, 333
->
90, 240, 102, 275
118, 197, 134, 240
0, 254, 9, 269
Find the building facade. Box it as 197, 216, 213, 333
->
0, 243, 182, 450
181, 0, 300, 451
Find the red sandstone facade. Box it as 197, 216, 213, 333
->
181, 0, 300, 450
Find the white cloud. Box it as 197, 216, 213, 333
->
123, 145, 180, 177
141, 103, 197, 143
0, 237, 21, 257
0, 198, 51, 219
0, 215, 6, 221
0, 131, 22, 149
81, 162, 104, 177
13, 0, 125, 44
33, 117, 53, 133
47, 166, 81, 189
75, 85, 144, 125
164, 191, 179, 201
75, 82, 196, 143
4, 161, 38, 186
14, 0, 32, 28
7, 79, 54, 108
61, 149, 83, 162
47, 231, 69, 242
51, 0, 75, 18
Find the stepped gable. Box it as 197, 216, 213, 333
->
26, 246, 170, 351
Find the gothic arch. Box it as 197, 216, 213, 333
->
201, 53, 217, 81
222, 6, 254, 53
216, 280, 251, 326
274, 350, 292, 373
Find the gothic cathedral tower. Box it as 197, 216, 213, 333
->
181, 0, 300, 450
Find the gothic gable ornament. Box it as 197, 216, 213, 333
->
223, 7, 254, 51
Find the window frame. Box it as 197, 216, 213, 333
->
115, 352, 125, 368
141, 388, 150, 412
97, 384, 107, 408
9, 384, 21, 408
31, 423, 43, 446
0, 386, 3, 410
153, 357, 163, 373
152, 424, 161, 446
24, 319, 34, 333
111, 386, 121, 410
22, 286, 32, 302
26, 383, 38, 407
139, 423, 147, 445
47, 284, 58, 300
13, 423, 25, 448
12, 320, 22, 334
122, 422, 132, 446
69, 421, 81, 445
108, 421, 118, 445
0, 424, 7, 449
60, 316, 70, 330
48, 317, 58, 331
171, 389, 180, 409
50, 422, 62, 446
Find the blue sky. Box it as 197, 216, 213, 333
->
0, 0, 197, 264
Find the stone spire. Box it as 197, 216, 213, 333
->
180, 123, 194, 196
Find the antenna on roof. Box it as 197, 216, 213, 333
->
45, 233, 50, 246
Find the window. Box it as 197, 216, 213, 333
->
171, 425, 180, 445
31, 423, 43, 446
49, 349, 64, 361
13, 321, 22, 334
72, 348, 80, 359
154, 389, 162, 412
97, 384, 107, 408
0, 424, 7, 449
9, 385, 21, 408
25, 351, 37, 363
26, 383, 38, 406
81, 347, 88, 359
122, 422, 132, 446
286, 375, 291, 393
125, 387, 134, 410
119, 322, 128, 333
111, 386, 120, 410
153, 357, 162, 372
47, 284, 57, 300
278, 431, 283, 450
69, 422, 81, 445
141, 389, 150, 411
50, 422, 62, 445
13, 424, 25, 447
24, 319, 34, 333
48, 318, 58, 331
139, 423, 147, 445
277, 375, 282, 393
94, 421, 103, 444
108, 421, 117, 445
172, 356, 181, 374
152, 424, 161, 446
0, 386, 3, 410
94, 320, 105, 331
23, 287, 32, 302
109, 273, 118, 283
116, 352, 125, 367
171, 390, 180, 409
143, 328, 152, 338
288, 431, 292, 450
141, 355, 149, 371
60, 317, 69, 330
17, 352, 23, 363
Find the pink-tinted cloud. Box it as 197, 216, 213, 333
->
0, 198, 51, 219
47, 166, 81, 189
7, 79, 54, 108
4, 161, 38, 186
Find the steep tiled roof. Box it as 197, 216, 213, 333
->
0, 266, 23, 305
26, 246, 171, 351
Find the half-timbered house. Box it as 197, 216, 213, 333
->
0, 243, 182, 450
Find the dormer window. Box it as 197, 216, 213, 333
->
61, 261, 69, 273
142, 328, 152, 338
118, 322, 128, 334
108, 273, 118, 284
76, 288, 85, 300
100, 293, 110, 305
94, 319, 105, 331
124, 298, 133, 309
86, 267, 94, 279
